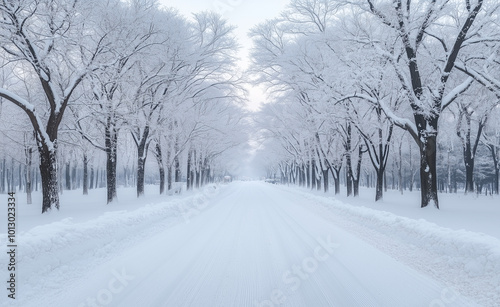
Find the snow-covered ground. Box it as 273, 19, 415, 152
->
1, 181, 499, 306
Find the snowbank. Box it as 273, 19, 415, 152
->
285, 187, 500, 306
0, 184, 222, 305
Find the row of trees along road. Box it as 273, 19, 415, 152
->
250, 0, 500, 208
0, 0, 247, 213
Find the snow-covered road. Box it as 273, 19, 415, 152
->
15, 182, 483, 307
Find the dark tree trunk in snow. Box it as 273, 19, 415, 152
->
105, 122, 118, 204
330, 166, 341, 195
1, 158, 5, 193
135, 126, 150, 197
95, 168, 99, 189
25, 147, 32, 205
193, 150, 199, 189
418, 132, 439, 208
464, 152, 474, 193
65, 161, 71, 190
306, 161, 311, 188
196, 152, 201, 189
311, 159, 316, 190
174, 137, 181, 182
154, 142, 165, 195
322, 169, 328, 192
18, 163, 22, 192
398, 142, 403, 194
39, 145, 59, 213
89, 166, 94, 190
71, 162, 77, 189
353, 145, 363, 197
83, 154, 89, 195
360, 107, 393, 202
201, 158, 208, 187
375, 168, 384, 201
457, 108, 485, 194
487, 144, 499, 194
187, 148, 192, 190
345, 122, 353, 197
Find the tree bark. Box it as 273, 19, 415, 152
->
457, 109, 485, 194
330, 166, 341, 194
83, 153, 89, 195
89, 166, 94, 190
39, 145, 59, 213
71, 162, 77, 189
353, 145, 363, 197
322, 169, 328, 192
25, 147, 32, 205
105, 122, 118, 204
135, 126, 150, 197
186, 148, 193, 190
18, 163, 22, 192
174, 137, 181, 182
345, 122, 353, 197
311, 159, 316, 190
166, 148, 172, 191
154, 142, 165, 195
65, 161, 71, 190
398, 142, 403, 195
418, 132, 439, 208
1, 158, 5, 193
375, 168, 383, 201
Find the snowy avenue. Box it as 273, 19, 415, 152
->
1, 0, 500, 306
3, 182, 497, 307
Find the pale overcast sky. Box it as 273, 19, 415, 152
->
158, 0, 289, 110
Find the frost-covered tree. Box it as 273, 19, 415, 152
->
0, 0, 121, 212
334, 0, 500, 208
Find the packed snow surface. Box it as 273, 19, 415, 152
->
1, 181, 498, 306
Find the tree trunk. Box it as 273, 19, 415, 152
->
458, 111, 485, 194
302, 164, 306, 187
329, 166, 341, 195
419, 133, 439, 208
167, 148, 172, 191
399, 143, 403, 194
90, 166, 94, 190
83, 153, 89, 195
375, 168, 383, 201
384, 169, 387, 192
65, 161, 71, 190
39, 145, 59, 213
71, 162, 77, 189
0, 158, 5, 193
201, 158, 208, 187
95, 168, 99, 189
7, 165, 11, 193
305, 160, 311, 188
155, 142, 165, 195
464, 150, 474, 193
186, 148, 192, 190
135, 127, 150, 198
494, 155, 499, 195
105, 122, 118, 204
353, 147, 363, 197
196, 152, 201, 188
322, 169, 328, 192
311, 159, 316, 190
174, 137, 181, 182
18, 163, 22, 192
25, 147, 32, 205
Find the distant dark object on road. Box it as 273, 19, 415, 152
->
265, 178, 278, 184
